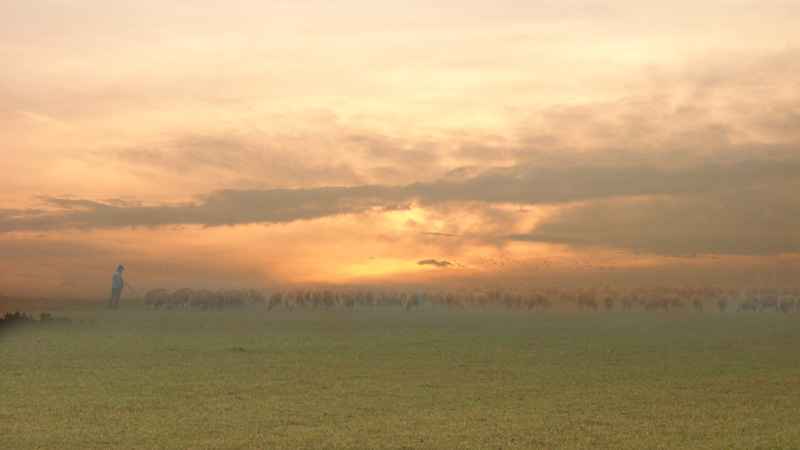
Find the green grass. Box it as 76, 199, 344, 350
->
2, 306, 799, 449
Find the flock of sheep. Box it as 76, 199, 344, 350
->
140, 285, 800, 313
141, 287, 419, 311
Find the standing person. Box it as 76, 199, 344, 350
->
108, 265, 124, 309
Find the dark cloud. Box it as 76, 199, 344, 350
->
196, 186, 407, 226
408, 154, 800, 205
418, 259, 452, 267
0, 186, 407, 232
2, 151, 798, 257
509, 183, 800, 255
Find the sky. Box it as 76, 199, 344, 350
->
1, 0, 799, 297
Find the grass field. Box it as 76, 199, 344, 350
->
2, 300, 799, 449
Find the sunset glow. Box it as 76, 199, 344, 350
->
2, 0, 799, 297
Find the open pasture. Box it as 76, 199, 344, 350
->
2, 303, 800, 449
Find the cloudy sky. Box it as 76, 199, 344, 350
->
2, 0, 799, 296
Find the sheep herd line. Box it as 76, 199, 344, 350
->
140, 285, 800, 313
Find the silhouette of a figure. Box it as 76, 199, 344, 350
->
108, 265, 124, 309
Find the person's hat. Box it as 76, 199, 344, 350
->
117, 265, 124, 270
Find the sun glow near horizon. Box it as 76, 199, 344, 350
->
2, 1, 799, 296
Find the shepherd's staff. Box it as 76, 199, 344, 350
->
124, 281, 142, 299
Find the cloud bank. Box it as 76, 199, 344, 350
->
3, 150, 798, 256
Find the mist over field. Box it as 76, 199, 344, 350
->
3, 296, 800, 449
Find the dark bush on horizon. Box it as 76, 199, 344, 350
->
0, 311, 72, 331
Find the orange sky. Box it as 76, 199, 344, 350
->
2, 1, 799, 297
